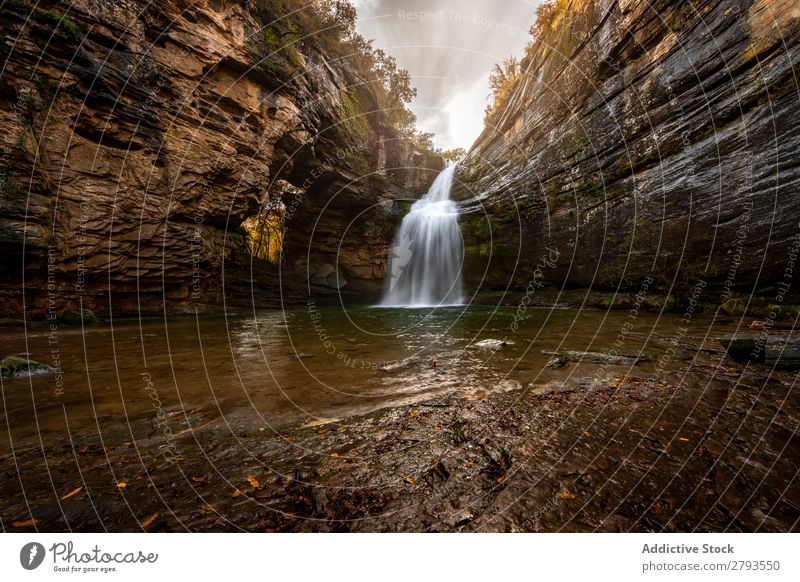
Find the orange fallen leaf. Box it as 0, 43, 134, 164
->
557, 491, 577, 500
583, 431, 591, 437
434, 425, 442, 431
191, 476, 205, 482
317, 428, 329, 434
496, 475, 506, 484
409, 410, 418, 417
246, 475, 260, 489
173, 456, 186, 461
330, 452, 339, 457
677, 437, 689, 442
117, 482, 127, 489
200, 504, 216, 513
60, 487, 82, 500
403, 476, 414, 485
466, 460, 475, 468
231, 489, 241, 498
140, 513, 159, 528
337, 426, 346, 432
12, 519, 39, 527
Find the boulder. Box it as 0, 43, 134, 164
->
1, 356, 53, 379
718, 334, 765, 363
765, 336, 800, 368
471, 339, 514, 351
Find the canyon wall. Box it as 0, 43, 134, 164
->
0, 0, 440, 319
456, 0, 800, 306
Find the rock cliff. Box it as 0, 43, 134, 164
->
0, 0, 441, 318
456, 0, 799, 306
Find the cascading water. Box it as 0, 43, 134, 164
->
382, 163, 464, 307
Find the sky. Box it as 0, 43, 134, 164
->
352, 0, 543, 150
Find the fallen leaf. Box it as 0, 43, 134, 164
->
12, 519, 39, 527
122, 441, 132, 447
191, 475, 205, 483
583, 431, 591, 437
409, 410, 418, 417
200, 504, 216, 513
496, 475, 506, 484
466, 460, 475, 468
434, 425, 442, 431
330, 452, 339, 457
557, 491, 577, 500
60, 487, 82, 500
677, 437, 690, 442
117, 482, 127, 489
246, 475, 260, 489
337, 426, 346, 432
140, 513, 159, 528
403, 476, 414, 485
231, 489, 241, 498
173, 456, 186, 462
704, 488, 717, 496
317, 428, 329, 434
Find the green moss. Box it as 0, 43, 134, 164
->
5, 1, 82, 38
0, 177, 29, 199
258, 23, 302, 78
338, 91, 369, 144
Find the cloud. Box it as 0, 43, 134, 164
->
354, 0, 541, 149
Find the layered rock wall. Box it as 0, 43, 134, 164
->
456, 0, 800, 303
0, 0, 440, 318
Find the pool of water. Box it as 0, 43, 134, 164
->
0, 305, 725, 449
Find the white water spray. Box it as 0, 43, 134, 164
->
382, 163, 464, 307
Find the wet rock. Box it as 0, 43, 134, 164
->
0, 356, 53, 379
545, 355, 568, 368
765, 336, 800, 368
471, 339, 514, 351
718, 334, 764, 363
541, 350, 643, 365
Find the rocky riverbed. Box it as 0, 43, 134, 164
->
3, 331, 797, 532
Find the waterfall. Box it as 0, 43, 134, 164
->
382, 163, 464, 307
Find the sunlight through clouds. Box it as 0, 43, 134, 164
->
353, 0, 542, 149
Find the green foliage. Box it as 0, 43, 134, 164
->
440, 147, 467, 161
485, 56, 520, 122
254, 0, 417, 132
258, 22, 303, 79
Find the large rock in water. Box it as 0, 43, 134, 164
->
0, 356, 53, 379
718, 333, 800, 367
718, 334, 764, 363
454, 0, 800, 297
765, 335, 800, 368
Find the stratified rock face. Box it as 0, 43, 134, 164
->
456, 0, 800, 299
0, 0, 441, 318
